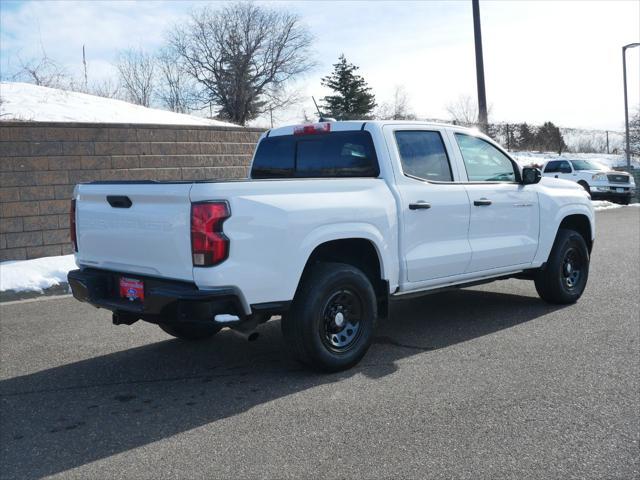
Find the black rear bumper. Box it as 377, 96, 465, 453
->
68, 268, 246, 324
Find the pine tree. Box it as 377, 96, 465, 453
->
320, 54, 377, 120
517, 123, 535, 150
536, 122, 567, 154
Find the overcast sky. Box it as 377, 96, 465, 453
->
1, 0, 639, 130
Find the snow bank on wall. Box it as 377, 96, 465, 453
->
0, 82, 236, 127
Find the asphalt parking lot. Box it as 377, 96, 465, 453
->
1, 207, 638, 480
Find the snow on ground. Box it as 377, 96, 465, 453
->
0, 254, 76, 292
592, 200, 640, 211
512, 151, 640, 170
0, 82, 236, 127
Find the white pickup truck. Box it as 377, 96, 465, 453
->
541, 158, 636, 204
68, 121, 595, 371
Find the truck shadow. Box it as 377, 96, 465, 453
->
1, 288, 562, 479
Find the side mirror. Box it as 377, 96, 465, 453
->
522, 167, 542, 185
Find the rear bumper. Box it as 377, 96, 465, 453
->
68, 268, 246, 324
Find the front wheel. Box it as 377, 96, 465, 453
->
577, 181, 591, 195
534, 228, 590, 304
159, 323, 221, 340
282, 262, 377, 372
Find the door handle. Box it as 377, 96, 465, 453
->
473, 198, 492, 206
107, 195, 132, 208
409, 201, 431, 210
554, 175, 559, 178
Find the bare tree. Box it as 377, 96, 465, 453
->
169, 3, 314, 125
376, 85, 415, 120
90, 78, 122, 99
155, 47, 197, 113
116, 48, 155, 107
15, 54, 70, 88
445, 94, 480, 125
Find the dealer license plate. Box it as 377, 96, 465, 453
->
119, 277, 144, 302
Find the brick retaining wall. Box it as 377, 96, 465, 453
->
0, 122, 263, 261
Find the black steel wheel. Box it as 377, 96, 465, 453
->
282, 262, 377, 372
535, 228, 590, 304
320, 289, 364, 353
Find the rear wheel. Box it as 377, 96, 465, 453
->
282, 262, 377, 372
534, 228, 589, 304
159, 323, 221, 340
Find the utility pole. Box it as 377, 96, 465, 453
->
622, 43, 640, 167
472, 0, 488, 133
82, 45, 88, 92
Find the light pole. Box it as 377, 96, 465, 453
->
622, 42, 639, 167
472, 0, 488, 133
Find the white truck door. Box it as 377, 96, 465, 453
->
450, 132, 540, 273
383, 126, 472, 283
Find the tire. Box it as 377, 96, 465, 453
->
282, 262, 377, 372
534, 228, 590, 304
159, 322, 221, 340
620, 197, 630, 206
577, 181, 591, 195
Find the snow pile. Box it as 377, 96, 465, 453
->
0, 82, 236, 127
592, 201, 640, 211
0, 254, 76, 292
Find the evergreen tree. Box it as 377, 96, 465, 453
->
517, 123, 535, 150
320, 54, 377, 120
536, 121, 567, 154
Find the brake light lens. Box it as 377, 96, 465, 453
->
70, 199, 78, 252
294, 122, 331, 135
191, 202, 230, 267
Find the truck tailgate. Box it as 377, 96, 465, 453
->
75, 183, 194, 281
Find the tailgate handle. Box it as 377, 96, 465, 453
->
107, 196, 132, 208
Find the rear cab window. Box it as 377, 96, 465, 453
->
251, 131, 379, 179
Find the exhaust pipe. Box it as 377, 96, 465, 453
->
213, 314, 260, 342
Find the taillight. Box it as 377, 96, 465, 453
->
293, 122, 331, 135
191, 201, 230, 267
70, 199, 78, 252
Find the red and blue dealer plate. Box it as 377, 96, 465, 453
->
119, 277, 145, 302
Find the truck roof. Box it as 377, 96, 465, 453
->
266, 120, 477, 138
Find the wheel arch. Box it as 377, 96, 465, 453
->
558, 213, 593, 253
296, 237, 390, 319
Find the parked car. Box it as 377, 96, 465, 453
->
542, 158, 636, 204
68, 121, 595, 371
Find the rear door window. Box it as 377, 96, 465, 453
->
394, 130, 453, 182
251, 131, 379, 179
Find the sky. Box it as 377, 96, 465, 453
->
1, 0, 639, 130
